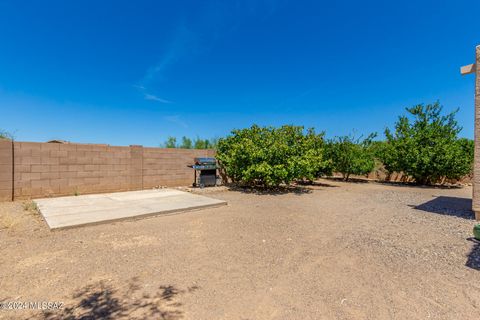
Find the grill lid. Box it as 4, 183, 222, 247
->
189, 164, 218, 170
194, 157, 216, 165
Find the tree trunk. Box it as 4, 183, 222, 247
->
385, 172, 391, 182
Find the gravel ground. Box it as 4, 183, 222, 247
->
0, 179, 479, 319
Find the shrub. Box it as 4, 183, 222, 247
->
326, 134, 376, 181
384, 102, 473, 184
216, 125, 330, 187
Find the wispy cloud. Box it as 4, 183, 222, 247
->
133, 84, 172, 104
144, 93, 172, 104
164, 115, 188, 128
135, 1, 285, 104
133, 25, 195, 105
142, 23, 196, 86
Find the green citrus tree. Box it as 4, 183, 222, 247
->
384, 102, 473, 184
326, 133, 376, 181
216, 125, 330, 187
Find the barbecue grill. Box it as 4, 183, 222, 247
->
187, 157, 219, 187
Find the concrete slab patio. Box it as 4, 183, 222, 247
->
34, 189, 227, 229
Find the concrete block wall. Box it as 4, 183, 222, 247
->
143, 147, 215, 188
0, 141, 214, 200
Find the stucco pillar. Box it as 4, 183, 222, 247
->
474, 46, 480, 220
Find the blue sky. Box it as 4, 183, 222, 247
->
0, 0, 479, 146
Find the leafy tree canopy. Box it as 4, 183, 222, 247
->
326, 133, 376, 181
162, 136, 177, 148
383, 101, 472, 184
216, 125, 331, 187
161, 136, 218, 149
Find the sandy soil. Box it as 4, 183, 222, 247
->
1, 179, 479, 319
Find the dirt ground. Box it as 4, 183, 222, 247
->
1, 179, 480, 320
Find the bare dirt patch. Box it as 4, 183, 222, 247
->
1, 179, 479, 319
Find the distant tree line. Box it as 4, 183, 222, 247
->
161, 136, 219, 149
216, 102, 474, 187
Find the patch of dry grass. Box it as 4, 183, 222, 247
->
0, 201, 40, 231
23, 200, 39, 216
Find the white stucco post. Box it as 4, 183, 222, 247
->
474, 46, 480, 220
463, 46, 480, 219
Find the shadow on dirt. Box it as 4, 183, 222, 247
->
376, 181, 465, 190
226, 185, 313, 196
223, 179, 338, 196
42, 278, 199, 320
466, 238, 480, 271
325, 176, 465, 189
325, 177, 370, 184
296, 180, 337, 188
411, 196, 474, 219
